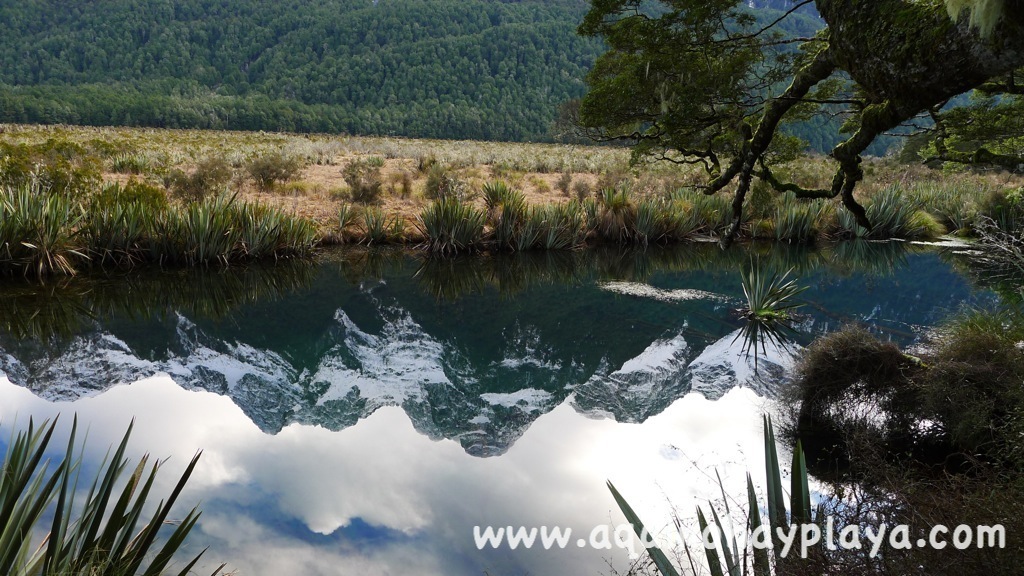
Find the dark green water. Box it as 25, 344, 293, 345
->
0, 241, 997, 575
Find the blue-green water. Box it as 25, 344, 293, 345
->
0, 242, 997, 575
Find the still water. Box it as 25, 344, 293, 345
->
0, 242, 996, 575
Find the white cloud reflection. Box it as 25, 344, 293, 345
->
0, 374, 781, 576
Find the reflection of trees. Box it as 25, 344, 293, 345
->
399, 241, 916, 301
0, 261, 317, 340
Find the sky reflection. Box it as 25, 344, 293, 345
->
0, 374, 776, 576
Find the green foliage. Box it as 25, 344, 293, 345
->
0, 183, 88, 278
577, 0, 809, 163
0, 139, 101, 196
838, 185, 944, 240
0, 416, 219, 576
608, 415, 815, 575
247, 152, 302, 192
736, 265, 806, 369
110, 152, 153, 175
418, 198, 486, 255
360, 207, 392, 245
424, 164, 470, 201
343, 159, 384, 204
2, 179, 316, 276
84, 183, 165, 266
483, 180, 527, 250
338, 203, 357, 238
597, 188, 636, 243
165, 156, 233, 203
556, 171, 573, 196
772, 195, 828, 243
0, 0, 606, 142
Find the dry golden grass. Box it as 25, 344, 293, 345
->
3, 123, 1022, 241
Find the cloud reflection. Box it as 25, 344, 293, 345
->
0, 374, 777, 576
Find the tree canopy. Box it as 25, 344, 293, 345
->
577, 0, 1024, 241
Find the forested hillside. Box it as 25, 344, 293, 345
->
0, 0, 604, 140
0, 0, 838, 146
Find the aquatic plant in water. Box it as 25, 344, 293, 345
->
736, 265, 806, 370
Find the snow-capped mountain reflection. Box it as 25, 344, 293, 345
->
0, 288, 791, 456
0, 245, 988, 457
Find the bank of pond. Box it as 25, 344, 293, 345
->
5, 171, 1022, 280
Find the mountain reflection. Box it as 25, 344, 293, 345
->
0, 243, 995, 456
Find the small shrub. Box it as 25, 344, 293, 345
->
343, 159, 384, 204
247, 152, 302, 192
530, 176, 552, 195
556, 171, 573, 197
400, 171, 414, 199
573, 179, 592, 201
595, 168, 630, 192
425, 164, 470, 201
92, 179, 169, 212
166, 156, 233, 203
0, 139, 101, 196
417, 154, 438, 174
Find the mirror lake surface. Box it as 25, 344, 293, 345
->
0, 242, 998, 575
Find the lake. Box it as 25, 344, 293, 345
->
0, 241, 996, 575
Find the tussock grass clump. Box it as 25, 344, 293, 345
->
915, 181, 989, 234
838, 184, 944, 240
163, 195, 317, 265
110, 152, 153, 175
531, 202, 587, 250
789, 326, 920, 481
360, 207, 393, 245
337, 203, 357, 242
773, 195, 830, 243
247, 151, 302, 192
597, 188, 636, 243
418, 198, 486, 255
84, 182, 166, 266
483, 180, 527, 250
0, 182, 88, 278
976, 186, 1024, 232
633, 198, 667, 245
2, 180, 317, 277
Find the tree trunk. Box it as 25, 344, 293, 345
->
816, 0, 1024, 117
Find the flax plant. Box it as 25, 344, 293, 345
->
736, 265, 806, 371
0, 416, 222, 576
418, 198, 486, 255
608, 416, 815, 576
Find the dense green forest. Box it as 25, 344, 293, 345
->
0, 0, 602, 140
0, 0, 858, 149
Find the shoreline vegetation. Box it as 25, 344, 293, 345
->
1, 123, 1022, 279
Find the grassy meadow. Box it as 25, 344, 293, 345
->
1, 123, 1023, 276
